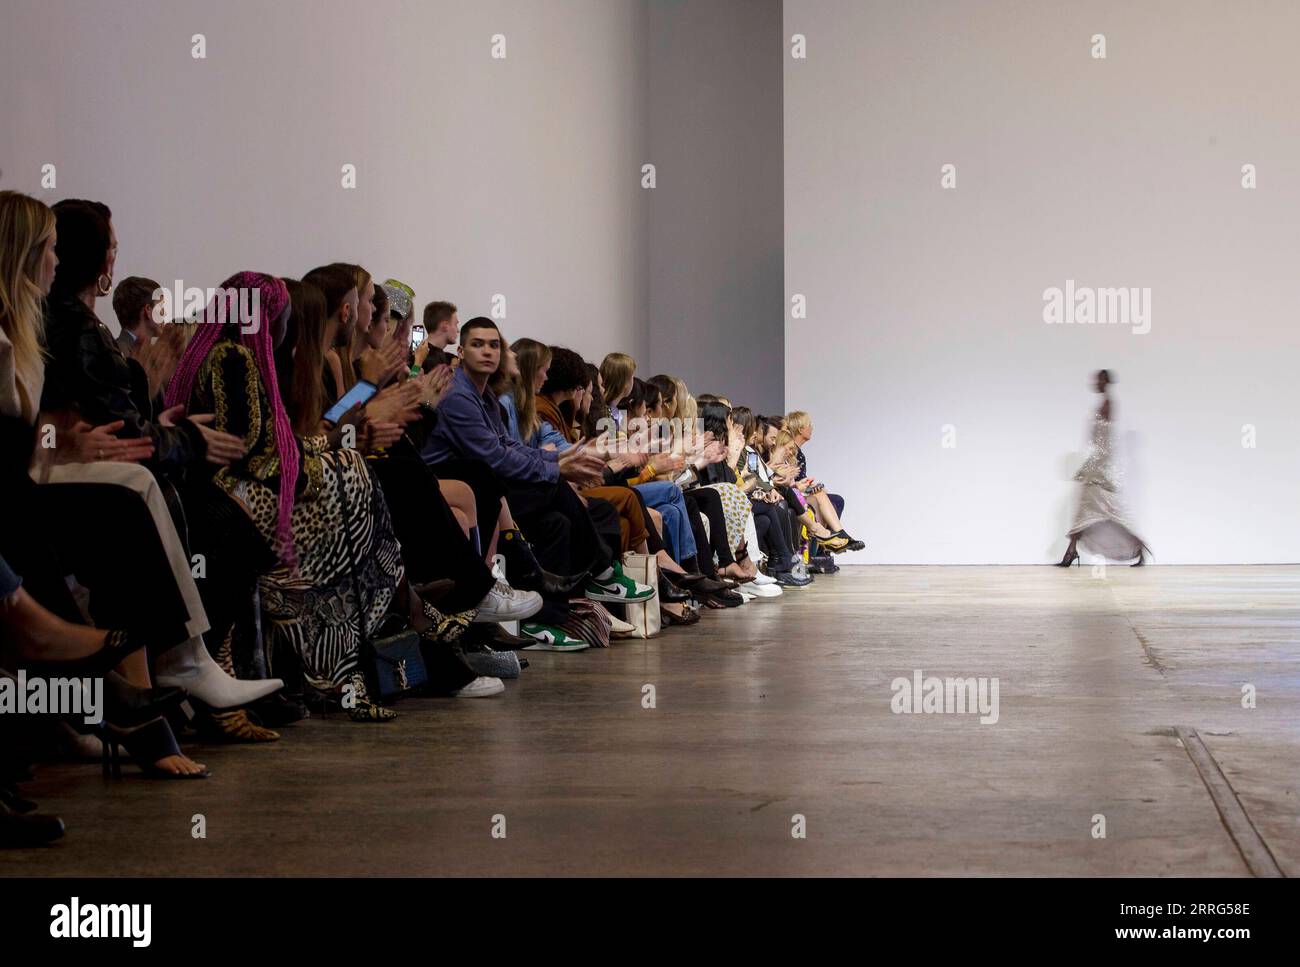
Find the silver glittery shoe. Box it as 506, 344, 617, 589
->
461, 644, 522, 680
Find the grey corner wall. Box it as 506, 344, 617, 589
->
645, 0, 784, 412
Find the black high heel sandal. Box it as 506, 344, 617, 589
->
833, 530, 866, 552
21, 629, 146, 681
100, 716, 210, 780
1056, 549, 1080, 567
102, 672, 190, 729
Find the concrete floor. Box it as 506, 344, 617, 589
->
3, 566, 1296, 876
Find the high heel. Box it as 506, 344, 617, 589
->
100, 716, 210, 780
102, 672, 189, 729
1056, 549, 1080, 567
814, 532, 851, 552
660, 604, 701, 627
154, 638, 284, 710
832, 530, 866, 552
341, 671, 397, 723
20, 629, 146, 680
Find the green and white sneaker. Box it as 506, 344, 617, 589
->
520, 623, 591, 652
584, 562, 657, 604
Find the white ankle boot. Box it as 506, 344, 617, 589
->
155, 639, 283, 710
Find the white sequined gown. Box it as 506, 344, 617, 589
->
1069, 408, 1147, 561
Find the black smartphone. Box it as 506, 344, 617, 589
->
323, 380, 377, 425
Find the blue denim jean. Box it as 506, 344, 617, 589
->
634, 480, 697, 564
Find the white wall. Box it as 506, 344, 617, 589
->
785, 0, 1300, 563
0, 0, 649, 364
646, 0, 784, 412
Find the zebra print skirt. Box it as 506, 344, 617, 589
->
239, 448, 404, 693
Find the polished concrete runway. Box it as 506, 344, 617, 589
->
4, 566, 1297, 877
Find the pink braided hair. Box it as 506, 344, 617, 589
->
166, 271, 299, 565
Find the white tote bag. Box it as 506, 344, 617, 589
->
619, 551, 661, 639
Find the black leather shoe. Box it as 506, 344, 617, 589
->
703, 589, 745, 608
488, 626, 537, 651
0, 802, 64, 848
497, 528, 587, 594
668, 572, 732, 594
0, 784, 37, 814
464, 623, 535, 651
249, 691, 309, 726
658, 575, 691, 603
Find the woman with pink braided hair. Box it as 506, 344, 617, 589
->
168, 272, 405, 721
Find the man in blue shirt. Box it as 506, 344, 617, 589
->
423, 317, 654, 622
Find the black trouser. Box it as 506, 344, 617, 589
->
425, 455, 508, 540
585, 495, 623, 567
685, 488, 733, 570
751, 498, 794, 570
368, 446, 495, 615
506, 477, 610, 578
20, 480, 195, 659
182, 484, 279, 676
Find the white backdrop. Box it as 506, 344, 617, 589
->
784, 0, 1300, 563
0, 0, 649, 364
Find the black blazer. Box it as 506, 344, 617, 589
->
40, 293, 206, 482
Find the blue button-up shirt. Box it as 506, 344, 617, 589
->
421, 366, 559, 484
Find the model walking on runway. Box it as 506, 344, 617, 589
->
1058, 369, 1149, 567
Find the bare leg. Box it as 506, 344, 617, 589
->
438, 480, 476, 527
1, 587, 108, 661
808, 490, 843, 532
486, 498, 513, 563
656, 549, 686, 575
647, 507, 664, 539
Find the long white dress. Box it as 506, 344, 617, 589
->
1069, 408, 1147, 561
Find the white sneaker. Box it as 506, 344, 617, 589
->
752, 571, 777, 586
745, 582, 783, 598
607, 614, 636, 636
452, 676, 505, 698
473, 580, 543, 623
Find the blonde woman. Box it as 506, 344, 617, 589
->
600, 351, 635, 433
784, 409, 860, 552
499, 337, 551, 445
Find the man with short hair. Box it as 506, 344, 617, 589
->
419, 300, 459, 370
422, 317, 655, 636
110, 276, 163, 359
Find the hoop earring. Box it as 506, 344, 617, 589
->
96, 273, 112, 297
